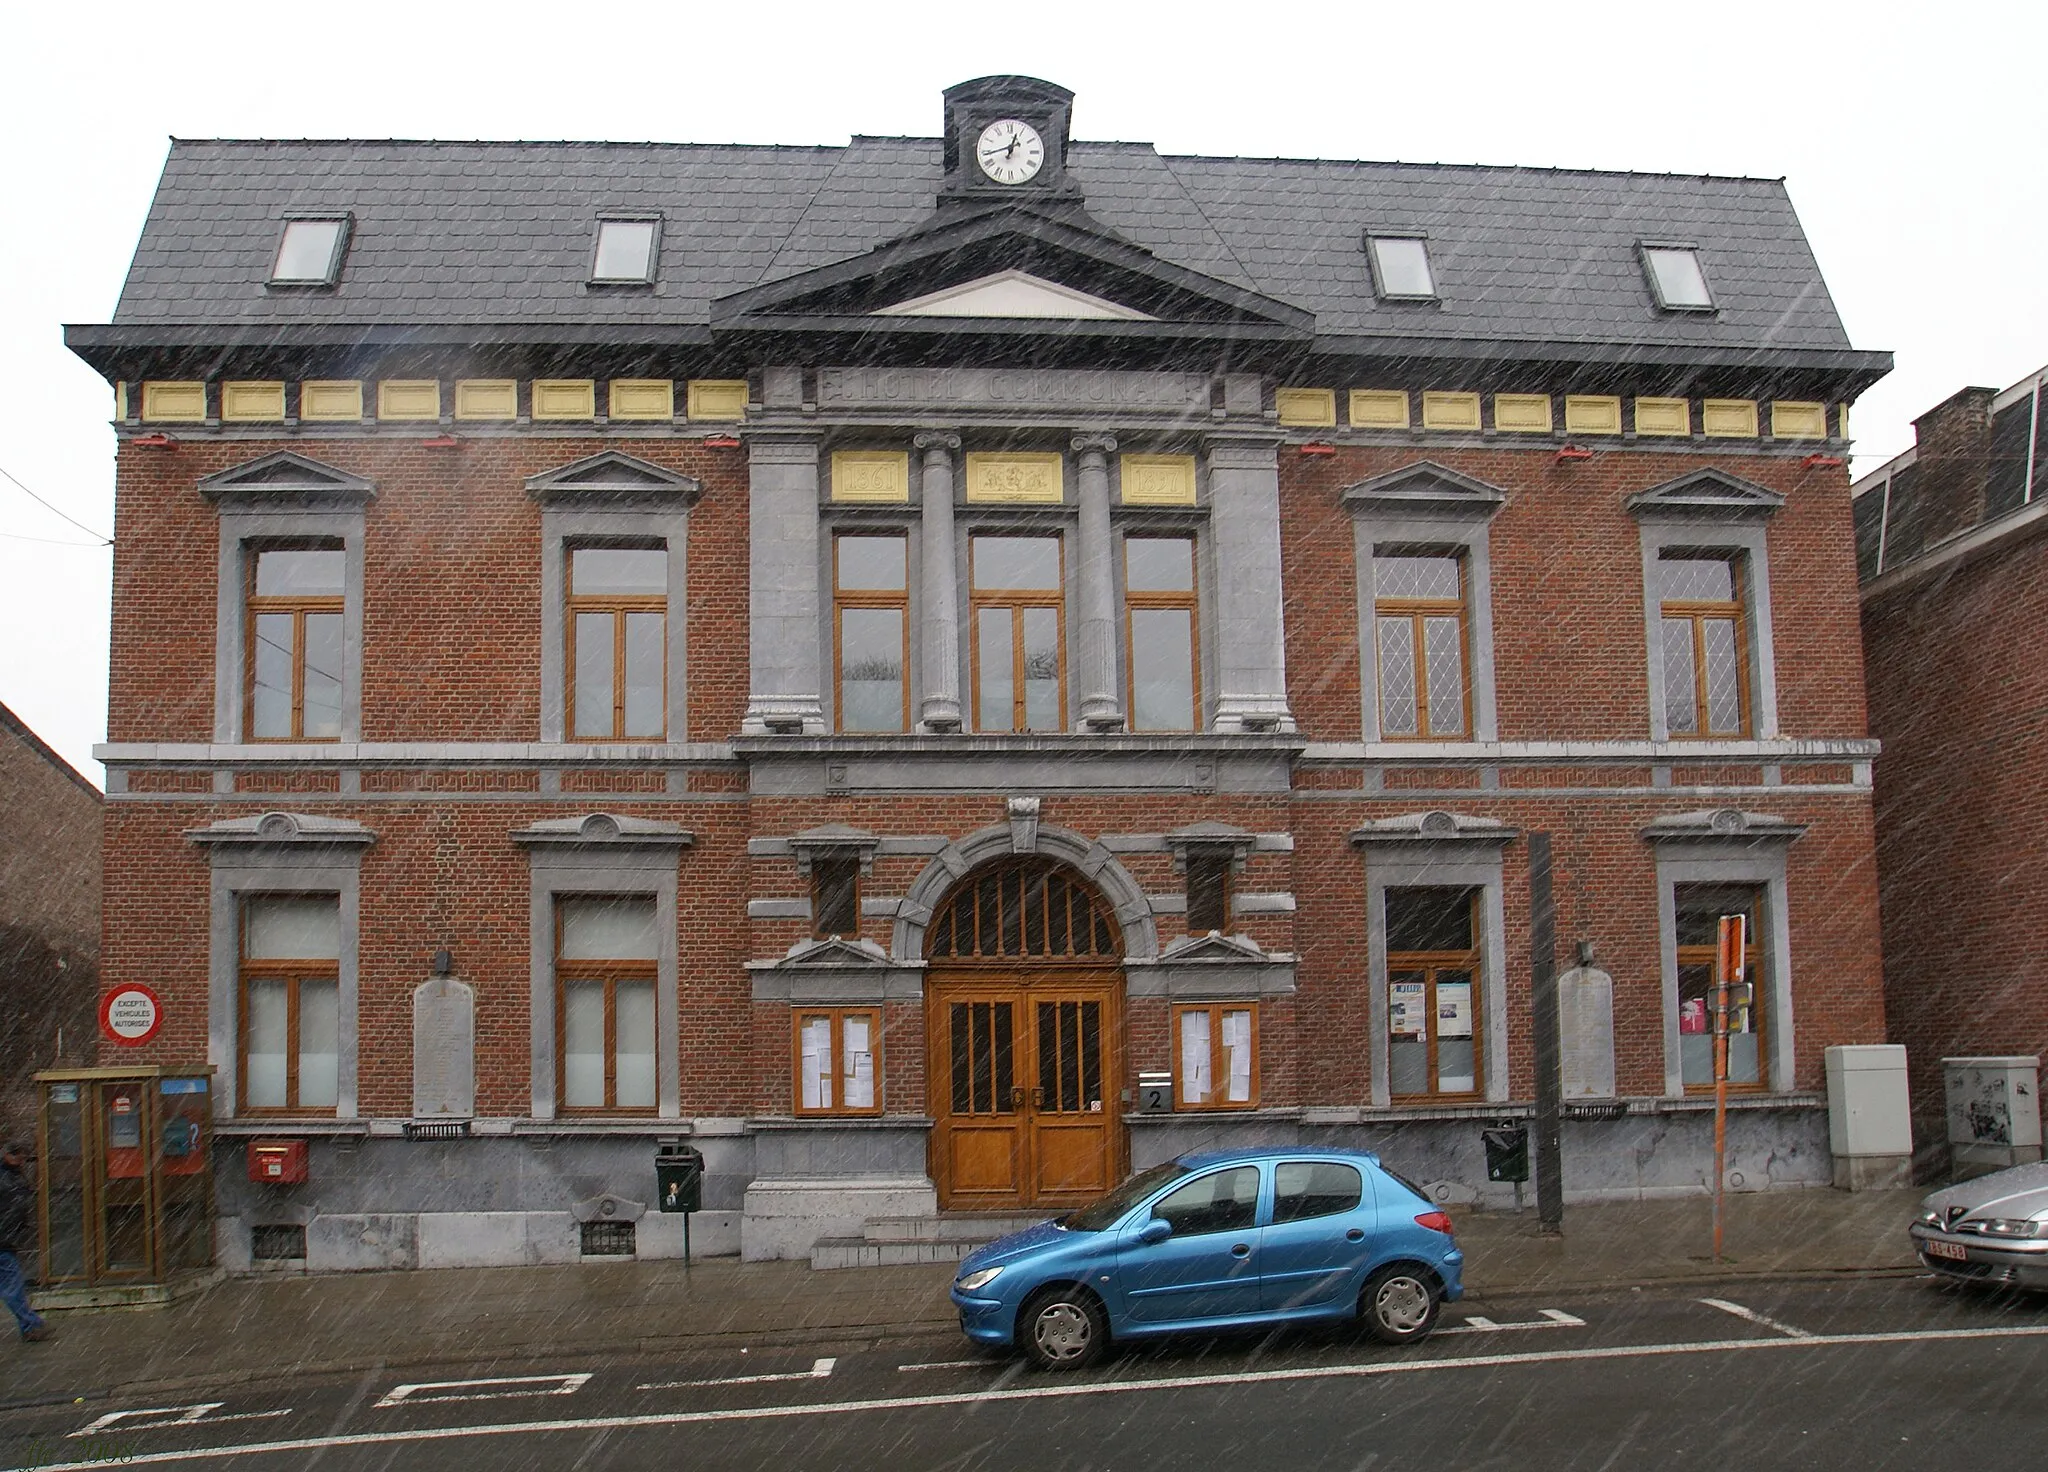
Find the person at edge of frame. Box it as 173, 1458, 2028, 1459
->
0, 1140, 53, 1343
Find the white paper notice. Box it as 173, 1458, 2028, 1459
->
1223, 1009, 1252, 1103
800, 1016, 831, 1110
842, 1015, 875, 1108
1180, 1010, 1211, 1104
1437, 981, 1474, 1039
1390, 980, 1428, 1040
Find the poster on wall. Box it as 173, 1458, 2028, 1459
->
1437, 981, 1474, 1039
1390, 980, 1428, 1039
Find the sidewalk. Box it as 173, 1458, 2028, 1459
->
0, 1187, 1924, 1408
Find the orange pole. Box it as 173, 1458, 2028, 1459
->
1712, 914, 1745, 1263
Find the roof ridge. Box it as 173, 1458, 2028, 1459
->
0, 701, 101, 797
1156, 149, 1787, 186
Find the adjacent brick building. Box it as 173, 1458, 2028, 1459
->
0, 702, 100, 1139
65, 77, 1894, 1270
1854, 363, 2048, 1167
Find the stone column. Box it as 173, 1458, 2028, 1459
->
915, 433, 964, 731
742, 432, 825, 734
1071, 434, 1123, 730
1204, 433, 1296, 732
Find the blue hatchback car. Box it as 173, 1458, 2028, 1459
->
950, 1147, 1463, 1369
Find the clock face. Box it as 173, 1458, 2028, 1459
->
976, 119, 1045, 185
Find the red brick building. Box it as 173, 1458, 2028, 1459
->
66, 77, 1893, 1269
1855, 364, 2048, 1167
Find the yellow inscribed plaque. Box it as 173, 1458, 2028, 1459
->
1702, 399, 1759, 438
687, 379, 748, 421
1275, 388, 1337, 428
1563, 395, 1622, 435
141, 381, 206, 422
378, 380, 441, 421
532, 380, 597, 420
221, 382, 286, 422
1349, 390, 1410, 430
1633, 398, 1691, 436
1494, 394, 1553, 433
299, 381, 365, 422
1119, 454, 1196, 506
1771, 401, 1827, 440
966, 451, 1064, 503
609, 380, 675, 421
832, 450, 911, 503
1421, 391, 1481, 431
454, 380, 517, 420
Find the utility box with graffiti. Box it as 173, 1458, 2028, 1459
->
1943, 1055, 2043, 1180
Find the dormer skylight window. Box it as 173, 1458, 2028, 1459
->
1642, 244, 1714, 312
1366, 234, 1436, 301
591, 217, 660, 285
269, 217, 351, 286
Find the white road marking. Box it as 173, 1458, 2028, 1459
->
70, 1404, 293, 1437
638, 1357, 836, 1391
1444, 1308, 1586, 1335
897, 1359, 995, 1373
374, 1373, 592, 1409
16, 1324, 2048, 1471
1698, 1297, 1813, 1339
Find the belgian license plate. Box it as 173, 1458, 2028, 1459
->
1926, 1238, 1968, 1262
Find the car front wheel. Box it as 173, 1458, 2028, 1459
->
1360, 1264, 1440, 1345
1020, 1286, 1108, 1371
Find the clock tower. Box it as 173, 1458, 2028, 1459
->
939, 75, 1082, 202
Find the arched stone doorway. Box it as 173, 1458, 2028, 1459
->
925, 857, 1126, 1210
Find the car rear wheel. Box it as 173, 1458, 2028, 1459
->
1020, 1286, 1108, 1371
1360, 1264, 1440, 1345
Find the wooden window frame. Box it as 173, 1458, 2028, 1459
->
554, 899, 659, 1115
1386, 891, 1483, 1104
1122, 534, 1201, 733
1172, 1003, 1259, 1110
1676, 884, 1767, 1096
245, 542, 344, 743
1657, 551, 1751, 739
832, 533, 911, 733
237, 897, 340, 1117
1373, 550, 1472, 741
792, 1007, 884, 1116
566, 543, 668, 742
969, 535, 1066, 733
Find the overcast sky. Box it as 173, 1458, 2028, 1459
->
4, 1, 2042, 783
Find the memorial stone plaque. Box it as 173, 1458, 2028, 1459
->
412, 974, 476, 1119
1556, 965, 1616, 1100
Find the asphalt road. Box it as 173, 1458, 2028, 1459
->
3, 1275, 2043, 1471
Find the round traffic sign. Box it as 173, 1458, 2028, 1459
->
100, 984, 163, 1046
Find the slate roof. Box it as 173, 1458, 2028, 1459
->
97, 134, 1864, 361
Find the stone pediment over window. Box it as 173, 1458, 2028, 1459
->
525, 451, 702, 508
1128, 930, 1296, 999
186, 811, 377, 848
197, 451, 375, 508
510, 813, 695, 850
747, 934, 922, 1004
712, 202, 1312, 340
1640, 808, 1807, 846
1341, 462, 1507, 519
1350, 810, 1517, 849
1625, 468, 1785, 521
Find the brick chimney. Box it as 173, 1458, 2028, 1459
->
1906, 385, 1998, 546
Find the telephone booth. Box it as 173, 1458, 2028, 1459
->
35, 1067, 215, 1291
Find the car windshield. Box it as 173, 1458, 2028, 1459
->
1059, 1162, 1192, 1232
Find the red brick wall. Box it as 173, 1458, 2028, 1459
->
1864, 525, 2048, 1138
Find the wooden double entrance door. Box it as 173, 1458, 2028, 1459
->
924, 858, 1125, 1211
929, 977, 1123, 1210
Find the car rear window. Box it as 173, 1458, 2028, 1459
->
1377, 1164, 1430, 1206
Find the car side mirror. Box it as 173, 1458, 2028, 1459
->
1137, 1218, 1173, 1245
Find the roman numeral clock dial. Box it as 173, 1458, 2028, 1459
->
976, 119, 1045, 185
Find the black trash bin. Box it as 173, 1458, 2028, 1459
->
1481, 1124, 1529, 1184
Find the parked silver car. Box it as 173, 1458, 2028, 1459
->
1911, 1162, 2048, 1290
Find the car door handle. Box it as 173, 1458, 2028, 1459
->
1346, 1229, 1365, 1242
1230, 1243, 1252, 1259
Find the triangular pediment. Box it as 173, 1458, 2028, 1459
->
1626, 468, 1785, 520
713, 202, 1311, 339
1342, 461, 1507, 518
198, 451, 375, 505
770, 936, 892, 970
1157, 931, 1272, 964
875, 270, 1155, 321
525, 451, 702, 506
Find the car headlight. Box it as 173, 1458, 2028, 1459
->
1976, 1218, 2045, 1238
956, 1266, 1004, 1292
1917, 1210, 1942, 1227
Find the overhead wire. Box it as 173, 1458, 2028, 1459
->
0, 460, 114, 545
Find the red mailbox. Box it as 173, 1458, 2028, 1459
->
248, 1139, 308, 1185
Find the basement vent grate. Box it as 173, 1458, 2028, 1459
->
403, 1120, 472, 1141
580, 1220, 637, 1257
251, 1224, 307, 1260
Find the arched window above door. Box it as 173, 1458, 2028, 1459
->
927, 858, 1120, 961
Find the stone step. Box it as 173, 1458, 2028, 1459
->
810, 1236, 983, 1269
860, 1214, 1045, 1243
